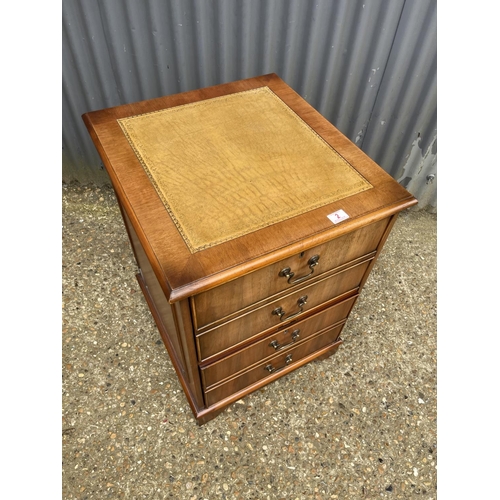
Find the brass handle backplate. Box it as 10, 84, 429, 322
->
279, 255, 320, 285
265, 354, 293, 373
272, 295, 308, 322
269, 329, 300, 351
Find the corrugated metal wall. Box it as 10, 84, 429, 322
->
62, 0, 436, 211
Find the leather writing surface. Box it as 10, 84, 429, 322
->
118, 87, 372, 253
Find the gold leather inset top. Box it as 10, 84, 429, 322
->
118, 87, 372, 253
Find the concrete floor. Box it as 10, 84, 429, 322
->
62, 184, 437, 499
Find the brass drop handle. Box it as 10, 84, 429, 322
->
272, 296, 308, 322
265, 354, 293, 373
269, 329, 300, 351
279, 255, 320, 285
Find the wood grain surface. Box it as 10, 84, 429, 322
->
83, 73, 417, 303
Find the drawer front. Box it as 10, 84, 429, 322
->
193, 217, 390, 328
200, 295, 356, 389
196, 258, 370, 362
204, 324, 344, 407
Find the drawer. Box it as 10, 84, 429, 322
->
200, 295, 357, 389
204, 324, 344, 407
193, 217, 390, 328
196, 257, 371, 362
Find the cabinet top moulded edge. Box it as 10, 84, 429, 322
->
82, 73, 417, 303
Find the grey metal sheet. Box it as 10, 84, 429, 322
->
62, 0, 436, 210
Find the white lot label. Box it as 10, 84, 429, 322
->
327, 209, 349, 224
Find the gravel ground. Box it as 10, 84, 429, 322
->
62, 183, 437, 499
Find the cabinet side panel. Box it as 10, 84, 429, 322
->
119, 204, 205, 410
358, 214, 400, 291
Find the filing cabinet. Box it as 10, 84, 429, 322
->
83, 73, 417, 425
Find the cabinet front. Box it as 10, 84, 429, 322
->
200, 295, 357, 389
195, 257, 371, 362
193, 218, 389, 329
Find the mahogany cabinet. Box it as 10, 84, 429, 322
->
83, 74, 417, 425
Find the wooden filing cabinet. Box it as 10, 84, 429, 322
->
83, 73, 417, 425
